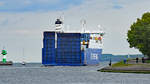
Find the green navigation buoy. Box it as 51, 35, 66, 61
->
1, 50, 7, 63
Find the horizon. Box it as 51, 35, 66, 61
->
0, 0, 150, 62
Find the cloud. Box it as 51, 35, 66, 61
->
23, 0, 32, 5
0, 19, 8, 26
37, 0, 60, 3
0, 1, 4, 6
112, 5, 123, 9
0, 0, 83, 12
14, 30, 31, 35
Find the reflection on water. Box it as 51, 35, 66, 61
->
0, 62, 150, 84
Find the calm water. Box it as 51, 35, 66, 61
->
0, 62, 150, 84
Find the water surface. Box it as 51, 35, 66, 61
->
0, 62, 150, 84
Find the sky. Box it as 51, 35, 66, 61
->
0, 0, 150, 62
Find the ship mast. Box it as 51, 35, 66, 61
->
81, 19, 86, 33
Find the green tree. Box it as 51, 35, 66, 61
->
127, 12, 150, 59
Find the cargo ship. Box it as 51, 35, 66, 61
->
42, 18, 104, 66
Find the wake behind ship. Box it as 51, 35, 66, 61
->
42, 18, 104, 66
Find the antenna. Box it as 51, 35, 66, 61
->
81, 19, 86, 33
98, 25, 103, 31
22, 48, 25, 63
22, 48, 26, 65
23, 48, 24, 57
97, 24, 105, 36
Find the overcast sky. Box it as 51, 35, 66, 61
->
0, 0, 150, 62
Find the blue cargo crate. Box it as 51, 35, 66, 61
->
42, 32, 89, 66
42, 48, 56, 65
44, 39, 55, 43
57, 33, 81, 37
44, 32, 55, 37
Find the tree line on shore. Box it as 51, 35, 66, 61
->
127, 12, 150, 59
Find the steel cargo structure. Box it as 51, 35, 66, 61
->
42, 31, 102, 66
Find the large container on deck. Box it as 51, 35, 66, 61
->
42, 32, 55, 65
42, 31, 102, 66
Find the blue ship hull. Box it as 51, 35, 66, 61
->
84, 48, 102, 65
42, 31, 102, 66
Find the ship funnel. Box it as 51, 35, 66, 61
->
55, 19, 63, 31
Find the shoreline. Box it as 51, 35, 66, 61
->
98, 59, 150, 74
98, 66, 150, 74
99, 69, 150, 74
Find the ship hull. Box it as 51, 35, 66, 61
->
83, 48, 102, 65
42, 31, 103, 66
